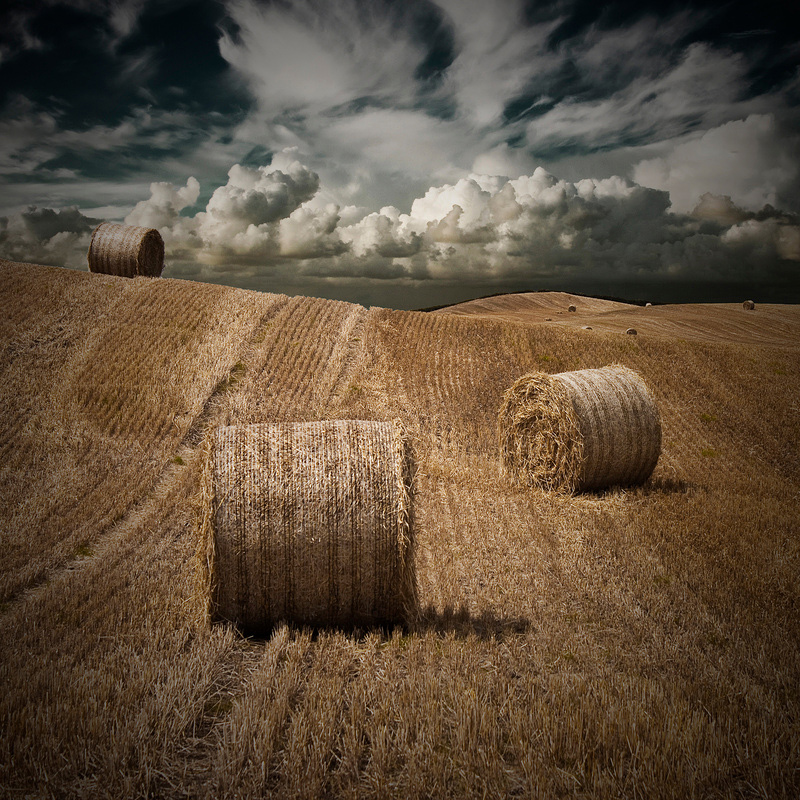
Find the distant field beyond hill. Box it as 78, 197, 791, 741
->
1, 258, 798, 799
436, 290, 800, 348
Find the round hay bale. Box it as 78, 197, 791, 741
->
645, 302, 652, 307
626, 328, 637, 335
87, 222, 164, 278
200, 419, 416, 632
498, 365, 661, 492
742, 300, 755, 310
568, 304, 577, 312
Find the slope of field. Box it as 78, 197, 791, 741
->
439, 290, 800, 348
1, 258, 799, 799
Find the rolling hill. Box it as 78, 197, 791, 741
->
1, 257, 798, 799
437, 290, 800, 348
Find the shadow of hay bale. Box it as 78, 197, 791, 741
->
415, 604, 531, 640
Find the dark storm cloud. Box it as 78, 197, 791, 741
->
0, 0, 251, 205
0, 204, 100, 268
0, 0, 248, 127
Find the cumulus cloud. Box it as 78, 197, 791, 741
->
119, 151, 325, 264
125, 176, 200, 230
279, 204, 348, 259
192, 158, 320, 261
0, 206, 99, 268
339, 208, 421, 258
690, 193, 752, 226
3, 152, 797, 294
633, 114, 800, 214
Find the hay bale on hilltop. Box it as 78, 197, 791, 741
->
199, 419, 416, 632
498, 365, 661, 492
87, 222, 164, 278
743, 300, 755, 310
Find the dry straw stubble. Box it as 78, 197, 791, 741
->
87, 222, 165, 278
499, 365, 661, 492
200, 419, 416, 633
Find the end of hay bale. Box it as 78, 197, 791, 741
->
88, 222, 164, 278
568, 305, 577, 312
625, 328, 637, 335
742, 300, 755, 310
582, 326, 593, 330
499, 365, 661, 493
498, 372, 584, 492
201, 419, 417, 633
645, 302, 653, 307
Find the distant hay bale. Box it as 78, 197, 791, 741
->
626, 328, 637, 335
87, 222, 164, 278
200, 419, 416, 632
498, 365, 661, 492
645, 302, 653, 307
742, 300, 755, 310
568, 305, 577, 312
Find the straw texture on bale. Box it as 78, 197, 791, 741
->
743, 300, 755, 310
498, 365, 661, 492
87, 222, 164, 278
200, 419, 416, 632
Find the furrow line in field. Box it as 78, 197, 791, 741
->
280, 299, 338, 407
440, 317, 462, 415
231, 297, 358, 423
0, 413, 32, 464
413, 476, 456, 617
209, 296, 310, 424
443, 317, 463, 415
287, 299, 356, 409
317, 304, 369, 413
256, 297, 325, 416
179, 294, 292, 445
0, 414, 25, 458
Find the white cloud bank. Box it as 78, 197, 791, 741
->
3, 145, 797, 299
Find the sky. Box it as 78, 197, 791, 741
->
1, 0, 798, 308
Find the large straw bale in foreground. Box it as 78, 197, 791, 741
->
87, 222, 164, 277
499, 365, 661, 492
200, 420, 416, 632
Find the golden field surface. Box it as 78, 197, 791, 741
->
1, 258, 799, 799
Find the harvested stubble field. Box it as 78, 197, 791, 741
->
1, 258, 799, 799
